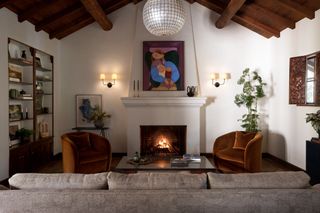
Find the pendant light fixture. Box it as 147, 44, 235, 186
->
143, 0, 185, 36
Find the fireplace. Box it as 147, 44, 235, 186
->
140, 125, 186, 156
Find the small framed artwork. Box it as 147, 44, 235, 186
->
9, 123, 20, 141
76, 94, 102, 127
9, 104, 22, 121
143, 41, 184, 91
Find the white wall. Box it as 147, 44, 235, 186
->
59, 1, 271, 154
0, 8, 60, 180
268, 10, 320, 169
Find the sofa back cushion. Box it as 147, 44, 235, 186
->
107, 172, 207, 190
9, 172, 109, 190
208, 171, 310, 189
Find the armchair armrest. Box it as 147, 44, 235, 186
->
89, 133, 112, 171
244, 133, 263, 172
61, 135, 79, 173
213, 131, 236, 154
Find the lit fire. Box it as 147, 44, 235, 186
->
157, 137, 170, 149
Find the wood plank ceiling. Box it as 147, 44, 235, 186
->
0, 0, 319, 40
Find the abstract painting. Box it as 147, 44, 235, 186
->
76, 94, 102, 127
143, 41, 184, 91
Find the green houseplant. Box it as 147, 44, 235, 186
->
306, 110, 320, 139
90, 106, 111, 128
234, 68, 267, 132
15, 128, 33, 142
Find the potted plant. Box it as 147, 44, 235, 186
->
234, 68, 267, 132
15, 128, 33, 143
90, 106, 111, 128
306, 110, 320, 141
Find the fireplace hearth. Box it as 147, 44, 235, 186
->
140, 125, 186, 156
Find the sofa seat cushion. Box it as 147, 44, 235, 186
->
215, 148, 244, 164
9, 173, 109, 190
107, 172, 207, 190
79, 150, 107, 164
208, 171, 311, 189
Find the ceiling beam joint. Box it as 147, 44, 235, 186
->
278, 0, 314, 19
80, 0, 113, 31
215, 0, 246, 29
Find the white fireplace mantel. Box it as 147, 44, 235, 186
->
121, 96, 207, 156
121, 96, 207, 107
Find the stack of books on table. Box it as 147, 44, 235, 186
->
170, 158, 189, 167
183, 154, 201, 163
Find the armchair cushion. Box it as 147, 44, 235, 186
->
79, 150, 108, 164
215, 148, 244, 165
233, 131, 255, 150
68, 132, 91, 150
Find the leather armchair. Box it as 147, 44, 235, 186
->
61, 132, 112, 173
213, 131, 262, 173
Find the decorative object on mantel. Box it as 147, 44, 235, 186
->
76, 94, 102, 128
133, 80, 140, 97
211, 73, 231, 87
100, 73, 117, 88
187, 86, 197, 97
234, 68, 266, 132
142, 0, 185, 37
143, 41, 184, 91
306, 110, 320, 142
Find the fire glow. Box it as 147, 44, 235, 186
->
157, 137, 170, 149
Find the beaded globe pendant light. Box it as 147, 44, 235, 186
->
143, 0, 185, 36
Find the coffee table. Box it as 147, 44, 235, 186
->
115, 156, 216, 173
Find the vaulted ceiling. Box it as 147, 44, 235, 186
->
1, 0, 319, 40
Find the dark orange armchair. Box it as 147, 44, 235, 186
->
213, 131, 262, 173
61, 132, 112, 173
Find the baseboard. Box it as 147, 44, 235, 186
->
262, 153, 304, 171
112, 153, 127, 157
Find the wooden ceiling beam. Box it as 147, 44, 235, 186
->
80, 0, 113, 31
18, 1, 55, 22
242, 3, 296, 29
196, 0, 279, 38
0, 0, 10, 9
132, 0, 143, 4
215, 0, 246, 29
35, 3, 84, 32
277, 0, 314, 19
50, 0, 129, 39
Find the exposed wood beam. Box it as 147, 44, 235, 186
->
132, 0, 143, 4
277, 0, 314, 19
80, 0, 113, 31
35, 3, 84, 32
215, 0, 246, 29
0, 0, 10, 9
18, 1, 55, 22
196, 0, 279, 38
50, 0, 129, 39
242, 3, 295, 29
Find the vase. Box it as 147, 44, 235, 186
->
94, 120, 104, 129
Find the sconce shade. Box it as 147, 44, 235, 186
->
100, 73, 106, 80
112, 73, 117, 80
221, 73, 231, 80
210, 73, 219, 80
143, 0, 185, 36
211, 72, 231, 87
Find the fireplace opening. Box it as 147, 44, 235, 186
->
140, 125, 186, 156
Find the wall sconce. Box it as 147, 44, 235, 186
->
211, 72, 231, 87
100, 73, 117, 88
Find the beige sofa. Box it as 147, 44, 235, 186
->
0, 171, 319, 213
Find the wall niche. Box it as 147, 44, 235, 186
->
289, 51, 320, 106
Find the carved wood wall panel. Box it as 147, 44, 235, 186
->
289, 56, 306, 105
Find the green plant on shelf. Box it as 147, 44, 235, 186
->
15, 128, 33, 143
306, 110, 320, 139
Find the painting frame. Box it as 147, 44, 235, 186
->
76, 94, 102, 128
143, 41, 184, 91
9, 104, 22, 121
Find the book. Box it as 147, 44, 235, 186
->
183, 154, 201, 162
170, 158, 189, 167
9, 77, 20, 82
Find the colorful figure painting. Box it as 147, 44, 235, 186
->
76, 94, 102, 127
143, 41, 184, 91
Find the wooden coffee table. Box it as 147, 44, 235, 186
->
115, 156, 216, 173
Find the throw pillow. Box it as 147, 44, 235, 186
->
68, 133, 91, 150
107, 172, 207, 190
233, 131, 254, 150
9, 172, 109, 190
